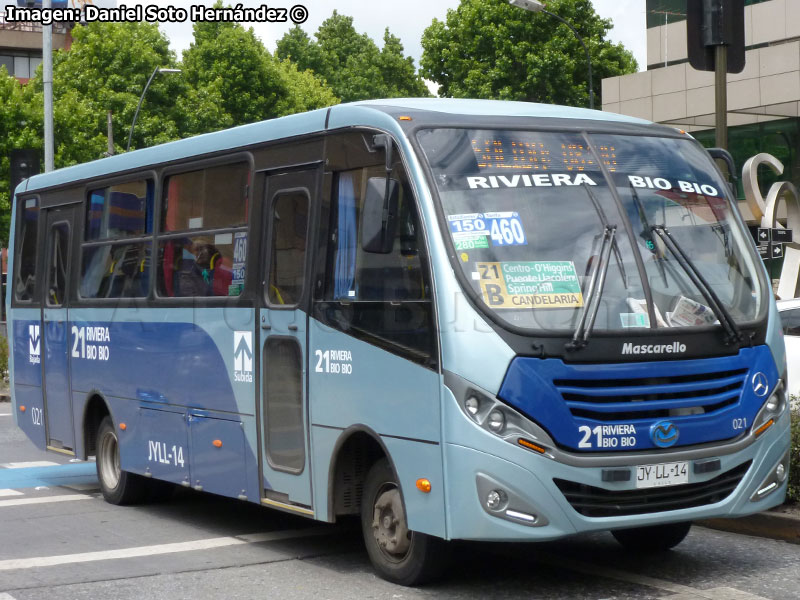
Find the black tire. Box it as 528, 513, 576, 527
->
361, 458, 448, 586
612, 521, 692, 553
96, 416, 148, 505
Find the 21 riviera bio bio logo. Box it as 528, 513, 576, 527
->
3, 3, 309, 25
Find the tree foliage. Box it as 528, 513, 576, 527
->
276, 11, 429, 102
0, 18, 339, 245
0, 68, 34, 240
421, 0, 637, 106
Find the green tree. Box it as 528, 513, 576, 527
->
182, 18, 337, 128
276, 12, 429, 102
0, 67, 36, 243
421, 0, 637, 106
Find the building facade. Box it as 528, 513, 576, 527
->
603, 0, 799, 222
0, 9, 72, 83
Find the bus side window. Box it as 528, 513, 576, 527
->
15, 197, 39, 303
80, 179, 154, 300
318, 164, 436, 367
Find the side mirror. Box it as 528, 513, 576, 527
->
362, 177, 399, 254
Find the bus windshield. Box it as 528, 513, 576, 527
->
417, 128, 765, 334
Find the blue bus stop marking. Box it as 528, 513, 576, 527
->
0, 463, 97, 490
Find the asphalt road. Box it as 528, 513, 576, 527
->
1, 404, 799, 600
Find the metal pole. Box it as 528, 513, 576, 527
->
42, 0, 54, 172
544, 9, 594, 110
715, 45, 728, 149
107, 110, 114, 156
127, 67, 159, 152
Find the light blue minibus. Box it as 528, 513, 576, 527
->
7, 99, 790, 584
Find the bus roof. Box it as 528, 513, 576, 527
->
19, 98, 652, 195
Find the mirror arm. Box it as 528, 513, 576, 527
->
373, 134, 395, 237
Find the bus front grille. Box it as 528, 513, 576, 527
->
553, 368, 748, 422
553, 460, 751, 517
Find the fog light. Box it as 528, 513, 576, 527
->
776, 463, 787, 482
465, 396, 480, 417
486, 489, 507, 511
487, 410, 506, 433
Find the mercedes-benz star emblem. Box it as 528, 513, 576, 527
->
752, 372, 769, 397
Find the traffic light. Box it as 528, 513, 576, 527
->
687, 0, 745, 73
9, 149, 40, 198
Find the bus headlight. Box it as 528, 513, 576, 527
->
452, 379, 554, 457
465, 396, 480, 417
764, 381, 785, 414
487, 410, 506, 434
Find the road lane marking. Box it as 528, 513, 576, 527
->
0, 593, 18, 600
0, 489, 23, 497
0, 526, 336, 571
1, 462, 59, 469
0, 413, 11, 417
660, 588, 771, 600
0, 494, 93, 508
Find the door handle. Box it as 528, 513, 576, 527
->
288, 324, 298, 331
261, 323, 271, 330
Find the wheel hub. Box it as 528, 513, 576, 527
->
371, 486, 411, 556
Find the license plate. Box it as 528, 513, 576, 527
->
635, 461, 689, 489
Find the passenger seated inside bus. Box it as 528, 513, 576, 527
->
161, 239, 233, 297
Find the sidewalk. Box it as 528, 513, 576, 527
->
699, 505, 800, 544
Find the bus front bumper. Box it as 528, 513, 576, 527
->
443, 407, 790, 542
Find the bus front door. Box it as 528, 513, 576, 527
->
41, 206, 77, 455
258, 168, 319, 514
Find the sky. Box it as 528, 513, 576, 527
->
134, 0, 648, 73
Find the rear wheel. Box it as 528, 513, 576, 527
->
612, 521, 692, 553
361, 458, 448, 586
96, 416, 148, 505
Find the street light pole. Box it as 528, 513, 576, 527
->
126, 67, 181, 152
509, 0, 594, 110
42, 0, 54, 172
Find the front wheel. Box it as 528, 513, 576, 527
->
361, 458, 448, 586
612, 521, 692, 553
96, 416, 148, 505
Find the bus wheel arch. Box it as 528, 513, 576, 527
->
328, 426, 394, 520
82, 392, 111, 460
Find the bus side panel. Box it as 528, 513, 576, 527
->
308, 318, 441, 442
381, 437, 446, 538
11, 315, 43, 388
68, 307, 261, 501
308, 317, 444, 535
9, 313, 46, 450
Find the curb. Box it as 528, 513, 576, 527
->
698, 509, 800, 544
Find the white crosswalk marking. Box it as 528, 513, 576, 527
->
0, 526, 335, 571
0, 461, 59, 469
0, 489, 23, 498
0, 495, 93, 509
0, 592, 18, 600
0, 413, 11, 417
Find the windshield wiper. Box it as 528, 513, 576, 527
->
584, 184, 628, 289
651, 225, 743, 345
567, 225, 617, 351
